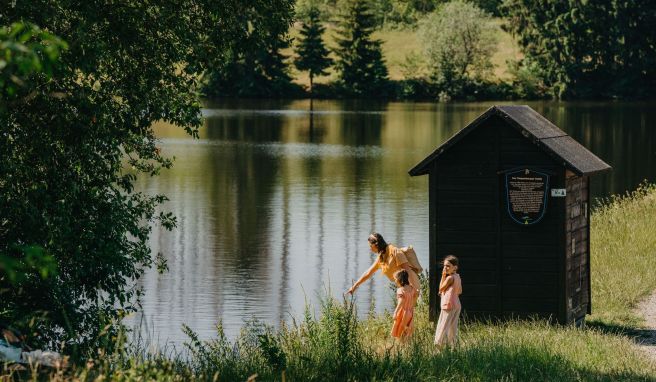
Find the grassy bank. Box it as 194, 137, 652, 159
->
589, 182, 656, 328
5, 185, 656, 381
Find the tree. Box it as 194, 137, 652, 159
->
471, 0, 502, 16
418, 0, 497, 96
1, 23, 63, 288
502, 0, 656, 99
203, 11, 297, 98
294, 5, 333, 95
0, 0, 294, 353
333, 0, 389, 96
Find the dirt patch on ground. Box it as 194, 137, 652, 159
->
635, 291, 656, 361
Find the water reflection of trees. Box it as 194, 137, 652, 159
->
529, 102, 656, 200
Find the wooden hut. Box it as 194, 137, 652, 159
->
409, 105, 611, 325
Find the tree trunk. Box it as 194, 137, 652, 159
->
309, 73, 314, 98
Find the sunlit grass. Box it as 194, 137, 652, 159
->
589, 182, 656, 328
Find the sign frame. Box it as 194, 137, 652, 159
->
504, 167, 550, 226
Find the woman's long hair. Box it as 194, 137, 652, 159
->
368, 232, 389, 263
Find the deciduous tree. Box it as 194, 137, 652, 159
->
419, 0, 497, 97
0, 0, 293, 353
502, 0, 656, 98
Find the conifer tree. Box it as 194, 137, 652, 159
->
204, 18, 296, 97
333, 0, 388, 96
294, 6, 332, 95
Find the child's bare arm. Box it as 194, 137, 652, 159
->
439, 275, 453, 294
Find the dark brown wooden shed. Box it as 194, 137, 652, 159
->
409, 105, 611, 325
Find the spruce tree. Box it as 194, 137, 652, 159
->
333, 0, 388, 96
294, 6, 332, 95
204, 20, 295, 97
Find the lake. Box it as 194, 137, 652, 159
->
129, 99, 656, 345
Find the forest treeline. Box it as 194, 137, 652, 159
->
204, 0, 656, 100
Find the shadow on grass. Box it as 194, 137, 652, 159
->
586, 320, 639, 336
414, 344, 656, 382
586, 319, 656, 348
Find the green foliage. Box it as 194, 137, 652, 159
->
502, 0, 656, 99
370, 0, 436, 27
507, 58, 548, 99
0, 22, 67, 101
371, 0, 501, 29
295, 0, 338, 22
294, 5, 333, 93
0, 0, 294, 354
418, 0, 497, 99
203, 3, 300, 98
0, 245, 57, 286
397, 51, 433, 99
470, 0, 502, 16
297, 0, 443, 27
333, 0, 390, 96
0, 22, 62, 293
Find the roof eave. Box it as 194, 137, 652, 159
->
408, 106, 500, 177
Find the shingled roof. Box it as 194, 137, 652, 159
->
408, 105, 612, 177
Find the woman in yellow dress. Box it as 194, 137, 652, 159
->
345, 233, 421, 303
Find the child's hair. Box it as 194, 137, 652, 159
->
394, 270, 410, 286
442, 255, 459, 269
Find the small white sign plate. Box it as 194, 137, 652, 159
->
551, 188, 567, 197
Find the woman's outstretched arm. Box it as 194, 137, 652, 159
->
346, 260, 379, 295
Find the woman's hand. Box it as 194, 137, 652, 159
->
345, 260, 379, 296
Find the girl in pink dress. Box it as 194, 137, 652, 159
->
391, 270, 416, 339
434, 255, 462, 348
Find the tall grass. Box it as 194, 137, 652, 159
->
58, 298, 655, 381
7, 184, 656, 381
590, 182, 656, 328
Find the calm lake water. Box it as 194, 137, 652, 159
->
130, 100, 656, 344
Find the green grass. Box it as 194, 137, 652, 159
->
6, 185, 656, 381
589, 182, 656, 328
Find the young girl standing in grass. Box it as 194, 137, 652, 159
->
391, 270, 416, 340
434, 255, 462, 348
